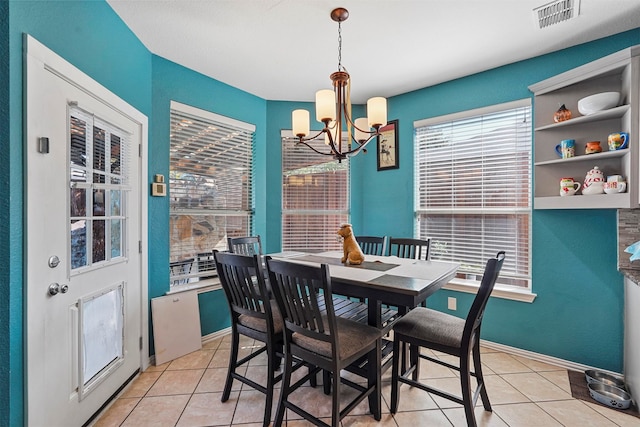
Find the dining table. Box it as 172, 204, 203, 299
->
267, 251, 460, 371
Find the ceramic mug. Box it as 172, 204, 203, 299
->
555, 139, 575, 159
560, 177, 581, 196
607, 175, 624, 183
608, 132, 629, 151
604, 181, 627, 194
585, 141, 602, 154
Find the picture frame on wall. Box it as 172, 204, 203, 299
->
377, 119, 399, 171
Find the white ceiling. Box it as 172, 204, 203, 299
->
107, 0, 640, 103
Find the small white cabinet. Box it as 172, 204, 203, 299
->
529, 45, 640, 209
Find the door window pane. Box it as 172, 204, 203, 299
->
71, 219, 88, 269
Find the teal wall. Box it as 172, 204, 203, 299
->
0, 1, 10, 424
362, 30, 640, 372
150, 55, 266, 336
3, 0, 640, 424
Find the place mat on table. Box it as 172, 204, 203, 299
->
568, 370, 639, 417
298, 255, 399, 272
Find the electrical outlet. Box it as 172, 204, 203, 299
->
448, 297, 457, 311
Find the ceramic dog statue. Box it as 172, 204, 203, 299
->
337, 224, 365, 265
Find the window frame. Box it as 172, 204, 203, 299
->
169, 101, 255, 289
280, 130, 350, 252
414, 99, 535, 302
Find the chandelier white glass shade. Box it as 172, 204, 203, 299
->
291, 7, 387, 162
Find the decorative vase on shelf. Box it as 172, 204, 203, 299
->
553, 104, 572, 123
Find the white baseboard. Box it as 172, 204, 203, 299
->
202, 327, 232, 346
480, 339, 621, 375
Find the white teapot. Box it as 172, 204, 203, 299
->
582, 166, 605, 195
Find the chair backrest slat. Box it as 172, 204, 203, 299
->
228, 235, 263, 256
355, 236, 388, 256
267, 258, 336, 347
463, 251, 505, 344
389, 237, 431, 260
214, 251, 270, 322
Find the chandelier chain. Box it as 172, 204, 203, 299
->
337, 21, 343, 71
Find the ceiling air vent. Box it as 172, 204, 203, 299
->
534, 0, 580, 29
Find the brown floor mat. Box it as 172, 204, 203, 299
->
568, 370, 639, 418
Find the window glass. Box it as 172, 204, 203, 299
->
414, 100, 532, 288
281, 134, 349, 251
169, 102, 255, 287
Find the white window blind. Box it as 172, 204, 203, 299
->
414, 100, 532, 288
170, 101, 255, 286
281, 132, 349, 251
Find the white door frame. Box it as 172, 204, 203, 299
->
24, 33, 149, 418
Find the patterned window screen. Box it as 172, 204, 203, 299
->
170, 101, 255, 286
281, 131, 349, 251
414, 99, 532, 288
69, 106, 130, 272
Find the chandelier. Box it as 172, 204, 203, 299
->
291, 7, 387, 162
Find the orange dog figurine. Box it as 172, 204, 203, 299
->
337, 224, 365, 265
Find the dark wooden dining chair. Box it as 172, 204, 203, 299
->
214, 251, 305, 427
227, 235, 263, 256
355, 235, 388, 256
389, 237, 431, 260
266, 257, 383, 427
390, 251, 506, 427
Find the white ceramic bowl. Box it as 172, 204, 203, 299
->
578, 92, 620, 115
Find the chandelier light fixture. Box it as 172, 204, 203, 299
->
291, 7, 387, 162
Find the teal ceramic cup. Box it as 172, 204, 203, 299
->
555, 139, 575, 158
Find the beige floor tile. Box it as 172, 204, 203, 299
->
232, 389, 277, 424
492, 402, 563, 426
539, 370, 571, 394
384, 379, 439, 411
176, 391, 239, 426
537, 399, 618, 427
147, 360, 170, 372
442, 406, 509, 427
195, 366, 245, 393
119, 371, 162, 398
121, 394, 190, 427
483, 374, 530, 405
583, 400, 640, 427
202, 337, 223, 350
92, 398, 140, 427
512, 355, 565, 373
481, 352, 533, 374
341, 412, 397, 426
392, 408, 454, 426
146, 368, 205, 396
167, 348, 214, 370
500, 372, 572, 402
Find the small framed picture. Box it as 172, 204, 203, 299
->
377, 119, 399, 170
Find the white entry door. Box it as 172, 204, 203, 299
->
25, 36, 148, 426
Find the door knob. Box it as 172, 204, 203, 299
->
48, 283, 60, 296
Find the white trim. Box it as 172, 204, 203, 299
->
202, 327, 232, 346
445, 278, 537, 303
413, 98, 531, 128
480, 340, 621, 375
170, 100, 256, 132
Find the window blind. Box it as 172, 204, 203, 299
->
414, 100, 532, 288
281, 132, 349, 251
170, 101, 255, 286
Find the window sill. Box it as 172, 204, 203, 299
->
166, 277, 222, 295
444, 278, 537, 303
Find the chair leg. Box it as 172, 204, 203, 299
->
460, 352, 477, 427
367, 340, 382, 421
323, 370, 331, 395
273, 350, 293, 427
410, 343, 420, 380
222, 328, 239, 402
390, 337, 401, 413
331, 367, 341, 427
263, 342, 277, 427
473, 341, 492, 411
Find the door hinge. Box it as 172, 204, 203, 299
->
139, 336, 143, 350
139, 241, 142, 253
